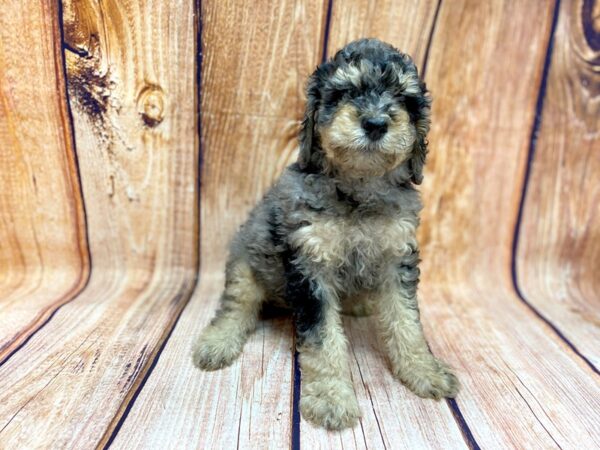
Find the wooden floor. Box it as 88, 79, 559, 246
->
1, 0, 599, 448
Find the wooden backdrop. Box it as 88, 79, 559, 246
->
0, 0, 598, 448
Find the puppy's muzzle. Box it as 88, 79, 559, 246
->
361, 116, 388, 141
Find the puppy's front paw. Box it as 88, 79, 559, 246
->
300, 378, 361, 430
397, 357, 459, 400
192, 325, 244, 370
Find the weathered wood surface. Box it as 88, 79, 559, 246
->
516, 0, 600, 369
0, 0, 197, 448
111, 275, 294, 449
110, 0, 325, 448
417, 0, 600, 448
0, 0, 599, 448
0, 0, 88, 362
325, 0, 440, 64
299, 1, 467, 448
302, 316, 468, 449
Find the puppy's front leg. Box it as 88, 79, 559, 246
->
287, 265, 360, 429
376, 248, 459, 399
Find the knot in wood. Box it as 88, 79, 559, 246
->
138, 84, 165, 127
583, 0, 600, 50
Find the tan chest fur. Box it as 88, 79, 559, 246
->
289, 213, 418, 268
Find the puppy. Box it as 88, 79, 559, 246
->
193, 38, 459, 430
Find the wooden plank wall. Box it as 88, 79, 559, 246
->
0, 0, 198, 448
0, 0, 89, 363
516, 0, 600, 370
0, 0, 598, 449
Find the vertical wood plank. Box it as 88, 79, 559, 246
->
300, 1, 467, 448
326, 0, 440, 63
0, 1, 88, 361
516, 0, 600, 369
418, 0, 600, 447
0, 0, 198, 447
109, 1, 327, 448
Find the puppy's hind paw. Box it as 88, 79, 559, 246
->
399, 358, 460, 400
300, 379, 361, 430
192, 326, 244, 371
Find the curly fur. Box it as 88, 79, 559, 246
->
193, 38, 459, 430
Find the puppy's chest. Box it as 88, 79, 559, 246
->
290, 212, 417, 276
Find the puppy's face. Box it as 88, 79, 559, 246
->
299, 39, 431, 182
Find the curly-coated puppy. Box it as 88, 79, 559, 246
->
193, 38, 459, 430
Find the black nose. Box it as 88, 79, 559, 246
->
361, 117, 388, 141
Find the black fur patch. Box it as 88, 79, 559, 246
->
282, 248, 324, 345
267, 207, 285, 248
402, 93, 426, 123
266, 201, 325, 332
289, 161, 318, 175
335, 186, 360, 208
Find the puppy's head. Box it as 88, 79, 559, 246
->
298, 38, 430, 183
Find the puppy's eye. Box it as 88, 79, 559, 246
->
324, 87, 349, 105
396, 94, 406, 103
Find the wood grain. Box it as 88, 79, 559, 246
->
109, 1, 326, 448
0, 1, 88, 362
110, 275, 295, 449
0, 0, 198, 447
516, 0, 600, 368
301, 318, 466, 449
325, 0, 440, 63
1, 1, 599, 448
418, 0, 600, 447
299, 2, 467, 448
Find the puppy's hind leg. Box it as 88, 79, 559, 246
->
193, 258, 265, 370
376, 249, 459, 399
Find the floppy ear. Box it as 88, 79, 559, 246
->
409, 136, 428, 185
409, 83, 431, 185
298, 72, 322, 170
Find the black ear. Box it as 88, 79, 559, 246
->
409, 82, 431, 185
298, 68, 324, 170
409, 136, 428, 184
298, 75, 319, 170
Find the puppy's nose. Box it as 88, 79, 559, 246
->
361, 117, 388, 141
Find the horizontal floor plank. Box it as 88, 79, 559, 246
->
420, 282, 600, 449
109, 273, 294, 449
301, 316, 467, 449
